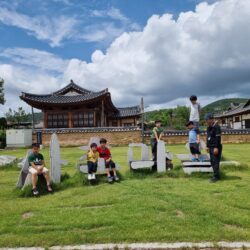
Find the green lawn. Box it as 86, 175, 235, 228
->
0, 144, 250, 247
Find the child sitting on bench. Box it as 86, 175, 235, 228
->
28, 143, 52, 196
87, 143, 99, 180
97, 138, 119, 183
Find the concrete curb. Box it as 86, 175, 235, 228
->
3, 242, 250, 250
49, 242, 250, 250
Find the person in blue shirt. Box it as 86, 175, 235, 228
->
186, 121, 201, 161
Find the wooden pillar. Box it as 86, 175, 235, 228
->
101, 100, 104, 127
31, 107, 35, 129
141, 97, 145, 143
94, 111, 96, 127
68, 112, 73, 128
43, 111, 48, 129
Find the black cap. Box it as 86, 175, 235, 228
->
155, 120, 161, 124
204, 113, 214, 120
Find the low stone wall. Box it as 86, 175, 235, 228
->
33, 128, 250, 146
144, 134, 250, 145
33, 127, 142, 146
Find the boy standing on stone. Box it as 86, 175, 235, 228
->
189, 95, 201, 143
97, 138, 119, 183
186, 121, 201, 161
151, 120, 164, 162
205, 113, 223, 183
87, 143, 99, 180
28, 143, 52, 196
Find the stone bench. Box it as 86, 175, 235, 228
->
128, 141, 172, 173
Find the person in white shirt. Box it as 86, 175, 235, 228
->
189, 95, 201, 143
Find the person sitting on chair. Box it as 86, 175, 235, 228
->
28, 143, 52, 196
97, 138, 119, 183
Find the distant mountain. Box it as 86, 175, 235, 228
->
202, 98, 248, 114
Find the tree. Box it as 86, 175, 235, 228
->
5, 107, 29, 124
0, 78, 5, 105
0, 117, 7, 130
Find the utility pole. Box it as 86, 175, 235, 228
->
141, 97, 144, 143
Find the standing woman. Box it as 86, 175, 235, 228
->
151, 120, 164, 162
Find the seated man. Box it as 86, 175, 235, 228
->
28, 143, 52, 196
97, 138, 119, 183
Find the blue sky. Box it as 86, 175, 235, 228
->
0, 0, 204, 62
0, 0, 249, 115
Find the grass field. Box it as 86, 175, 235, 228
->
0, 144, 250, 247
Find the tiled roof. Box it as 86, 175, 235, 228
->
20, 81, 141, 117
20, 90, 108, 104
111, 106, 141, 118
215, 99, 250, 118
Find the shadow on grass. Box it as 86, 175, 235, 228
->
124, 164, 185, 180
82, 171, 123, 186
17, 172, 83, 198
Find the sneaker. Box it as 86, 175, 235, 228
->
113, 176, 119, 181
209, 177, 219, 183
88, 174, 92, 180
32, 188, 39, 196
191, 157, 197, 162
108, 176, 113, 183
91, 174, 96, 180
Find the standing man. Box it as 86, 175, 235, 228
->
205, 113, 223, 183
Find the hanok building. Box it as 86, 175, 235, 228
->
216, 99, 250, 129
20, 81, 141, 129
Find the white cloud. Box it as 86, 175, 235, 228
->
0, 63, 61, 115
0, 48, 68, 73
92, 7, 129, 23
87, 7, 140, 43
64, 0, 250, 107
1, 0, 250, 116
0, 7, 78, 47
80, 23, 125, 44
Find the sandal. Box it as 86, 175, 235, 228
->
47, 185, 53, 192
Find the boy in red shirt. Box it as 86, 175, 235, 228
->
97, 138, 119, 183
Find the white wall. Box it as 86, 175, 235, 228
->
6, 129, 32, 147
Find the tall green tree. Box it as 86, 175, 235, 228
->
0, 78, 5, 105
5, 107, 29, 124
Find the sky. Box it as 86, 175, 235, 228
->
0, 0, 250, 115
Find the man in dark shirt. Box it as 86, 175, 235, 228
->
205, 113, 223, 183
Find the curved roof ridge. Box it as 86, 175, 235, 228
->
53, 80, 108, 96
